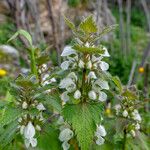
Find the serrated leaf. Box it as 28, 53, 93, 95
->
79, 16, 98, 33
112, 76, 122, 93
72, 44, 104, 54
0, 106, 24, 128
63, 103, 103, 150
8, 29, 32, 47
64, 16, 75, 30
0, 121, 18, 148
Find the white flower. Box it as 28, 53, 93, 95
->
122, 110, 128, 117
59, 128, 74, 142
78, 60, 85, 68
85, 42, 90, 47
41, 64, 47, 72
93, 79, 109, 90
36, 103, 46, 111
88, 71, 97, 80
114, 104, 121, 115
43, 74, 49, 81
24, 137, 37, 148
95, 125, 107, 137
135, 123, 140, 130
132, 110, 141, 122
57, 116, 64, 125
130, 130, 136, 137
61, 91, 70, 102
61, 61, 71, 70
67, 72, 77, 81
59, 78, 76, 92
88, 90, 97, 100
96, 136, 105, 145
24, 122, 35, 139
61, 46, 77, 56
102, 47, 110, 57
36, 125, 41, 131
18, 117, 22, 123
98, 91, 107, 102
99, 61, 109, 71
50, 77, 56, 83
20, 125, 25, 135
22, 101, 28, 109
62, 141, 70, 150
86, 61, 92, 69
74, 90, 81, 99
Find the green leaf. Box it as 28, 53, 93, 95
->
36, 55, 50, 66
37, 125, 62, 150
45, 94, 62, 113
72, 44, 104, 54
100, 24, 118, 36
8, 29, 33, 47
112, 76, 122, 93
0, 121, 18, 148
0, 106, 24, 128
79, 16, 98, 33
64, 16, 75, 30
63, 103, 103, 150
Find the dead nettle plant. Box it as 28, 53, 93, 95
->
0, 16, 121, 150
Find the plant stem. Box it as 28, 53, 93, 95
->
30, 47, 38, 78
123, 128, 127, 150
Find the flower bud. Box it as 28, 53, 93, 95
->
88, 91, 97, 100
130, 130, 136, 137
36, 125, 41, 131
36, 103, 46, 111
122, 110, 128, 117
86, 61, 92, 69
22, 101, 28, 109
74, 90, 81, 99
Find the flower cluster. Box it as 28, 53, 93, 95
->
114, 90, 142, 137
17, 100, 46, 147
57, 116, 74, 150
59, 44, 110, 103
95, 124, 107, 145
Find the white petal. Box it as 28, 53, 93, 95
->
24, 138, 30, 148
86, 61, 92, 69
36, 103, 46, 111
59, 128, 74, 142
59, 78, 74, 89
88, 91, 97, 100
62, 141, 70, 150
100, 61, 109, 71
61, 61, 71, 70
50, 77, 56, 83
102, 47, 110, 57
67, 72, 77, 81
94, 79, 109, 90
36, 125, 41, 131
61, 91, 70, 102
88, 71, 97, 80
96, 136, 105, 145
95, 125, 107, 137
85, 42, 90, 47
24, 122, 35, 139
30, 138, 37, 147
98, 91, 107, 102
61, 46, 77, 56
66, 82, 76, 92
78, 60, 85, 68
74, 90, 81, 99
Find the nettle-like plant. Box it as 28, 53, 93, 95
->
59, 16, 118, 150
